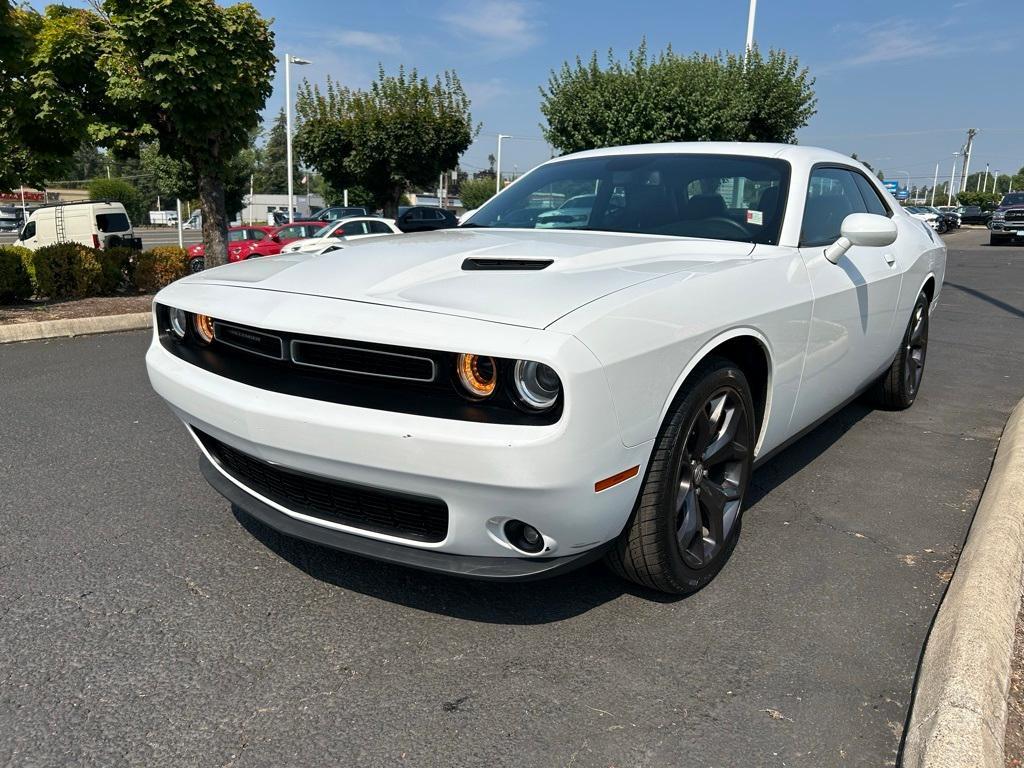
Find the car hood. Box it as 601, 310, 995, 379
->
184, 228, 754, 329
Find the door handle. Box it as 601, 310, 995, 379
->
883, 252, 896, 267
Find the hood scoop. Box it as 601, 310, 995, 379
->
461, 257, 553, 271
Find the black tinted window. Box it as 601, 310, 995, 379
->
469, 153, 791, 245
96, 212, 130, 232
20, 221, 35, 240
801, 168, 869, 247
852, 173, 889, 216
368, 221, 392, 234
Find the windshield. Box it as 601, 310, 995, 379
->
312, 223, 334, 237
465, 153, 790, 245
1001, 193, 1024, 207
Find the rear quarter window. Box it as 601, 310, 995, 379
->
96, 212, 131, 232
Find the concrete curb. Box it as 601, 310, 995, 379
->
0, 312, 151, 344
903, 397, 1024, 767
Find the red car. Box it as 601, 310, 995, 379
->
246, 222, 324, 258
186, 223, 322, 272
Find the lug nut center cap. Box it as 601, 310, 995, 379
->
692, 463, 705, 485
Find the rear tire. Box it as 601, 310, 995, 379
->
873, 291, 929, 410
606, 356, 755, 595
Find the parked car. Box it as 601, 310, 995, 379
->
186, 226, 275, 272
310, 206, 371, 222
936, 206, 962, 228
246, 222, 324, 258
958, 205, 992, 226
147, 142, 945, 595
395, 206, 458, 233
905, 206, 942, 232
14, 200, 141, 251
279, 217, 402, 255
0, 206, 24, 232
988, 192, 1024, 246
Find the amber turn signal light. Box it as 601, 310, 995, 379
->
194, 313, 215, 345
456, 353, 497, 398
594, 465, 640, 493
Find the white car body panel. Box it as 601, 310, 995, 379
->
147, 141, 946, 573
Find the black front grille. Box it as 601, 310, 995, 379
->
1005, 210, 1024, 222
196, 429, 449, 543
291, 340, 436, 381
214, 322, 284, 359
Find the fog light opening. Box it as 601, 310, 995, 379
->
504, 520, 545, 554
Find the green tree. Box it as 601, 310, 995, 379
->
540, 42, 816, 154
296, 67, 478, 216
956, 190, 1002, 211
95, 0, 276, 266
88, 177, 144, 222
252, 109, 295, 195
458, 177, 495, 210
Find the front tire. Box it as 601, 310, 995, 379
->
607, 357, 755, 595
990, 234, 1009, 246
873, 291, 929, 410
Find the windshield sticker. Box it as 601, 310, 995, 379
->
746, 210, 764, 226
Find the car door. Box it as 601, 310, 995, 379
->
790, 166, 902, 432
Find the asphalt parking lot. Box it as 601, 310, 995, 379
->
1, 227, 1022, 767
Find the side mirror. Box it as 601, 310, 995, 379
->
824, 213, 898, 264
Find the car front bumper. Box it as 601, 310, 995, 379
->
145, 291, 653, 576
990, 220, 1024, 236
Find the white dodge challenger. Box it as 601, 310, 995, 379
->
147, 143, 946, 594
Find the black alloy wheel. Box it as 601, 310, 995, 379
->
874, 291, 930, 409
675, 388, 750, 569
607, 356, 755, 595
189, 257, 205, 274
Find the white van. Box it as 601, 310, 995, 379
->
15, 201, 140, 251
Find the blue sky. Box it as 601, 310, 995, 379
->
41, 0, 1024, 188
259, 0, 1023, 189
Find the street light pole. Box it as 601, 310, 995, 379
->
930, 162, 939, 206
495, 134, 511, 195
284, 53, 311, 223
948, 152, 959, 207
745, 0, 757, 55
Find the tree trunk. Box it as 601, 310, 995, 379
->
198, 173, 229, 268
382, 184, 404, 219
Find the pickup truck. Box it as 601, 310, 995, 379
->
989, 192, 1024, 245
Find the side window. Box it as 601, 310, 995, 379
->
430, 209, 446, 221
408, 208, 425, 221
250, 229, 266, 241
20, 221, 36, 240
852, 173, 890, 217
801, 168, 869, 247
346, 222, 369, 235
369, 221, 392, 234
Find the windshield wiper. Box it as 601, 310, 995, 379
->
458, 222, 489, 228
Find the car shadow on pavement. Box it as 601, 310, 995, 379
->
945, 282, 1024, 320
230, 399, 874, 623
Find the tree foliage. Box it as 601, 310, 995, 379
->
956, 190, 1002, 211
540, 42, 817, 154
252, 109, 294, 195
88, 177, 145, 222
458, 177, 495, 210
295, 67, 478, 215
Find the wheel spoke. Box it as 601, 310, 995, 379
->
676, 491, 700, 551
699, 478, 737, 545
702, 403, 739, 464
690, 408, 712, 455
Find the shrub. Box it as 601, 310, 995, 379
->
0, 246, 33, 303
87, 177, 146, 224
134, 246, 188, 293
30, 243, 102, 300
95, 247, 134, 294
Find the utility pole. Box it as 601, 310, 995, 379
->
495, 134, 511, 195
960, 128, 977, 193
948, 152, 959, 206
284, 53, 311, 223
981, 164, 990, 192
930, 162, 939, 206
745, 0, 757, 56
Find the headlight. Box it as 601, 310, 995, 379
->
169, 307, 188, 339
993, 211, 1005, 220
513, 360, 561, 410
456, 353, 497, 398
194, 313, 215, 344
